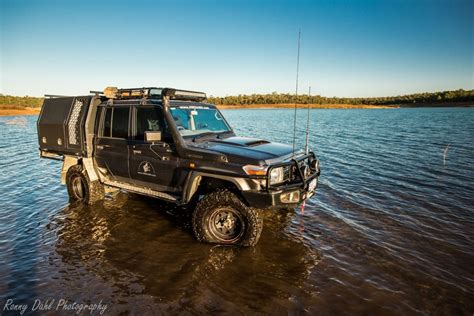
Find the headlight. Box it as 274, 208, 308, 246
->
243, 165, 285, 185
269, 167, 284, 185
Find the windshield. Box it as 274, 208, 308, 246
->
170, 106, 231, 136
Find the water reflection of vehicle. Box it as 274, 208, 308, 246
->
50, 192, 320, 313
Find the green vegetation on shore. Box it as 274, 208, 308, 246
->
208, 89, 474, 106
1, 89, 473, 108
0, 95, 43, 109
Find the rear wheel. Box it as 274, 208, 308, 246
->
192, 190, 263, 246
66, 165, 104, 204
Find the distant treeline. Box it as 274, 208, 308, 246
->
0, 95, 43, 108
1, 89, 473, 108
207, 89, 474, 106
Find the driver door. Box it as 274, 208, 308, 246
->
128, 106, 179, 192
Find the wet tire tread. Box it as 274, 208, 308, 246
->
66, 164, 104, 205
192, 189, 263, 246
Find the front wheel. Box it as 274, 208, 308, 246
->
192, 190, 263, 246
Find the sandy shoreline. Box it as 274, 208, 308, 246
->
0, 107, 41, 116
216, 103, 396, 109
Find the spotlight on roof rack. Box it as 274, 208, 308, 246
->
161, 88, 206, 102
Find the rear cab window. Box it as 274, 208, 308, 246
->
100, 106, 130, 139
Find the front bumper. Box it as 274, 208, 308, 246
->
242, 171, 320, 209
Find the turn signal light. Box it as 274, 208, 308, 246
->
242, 165, 267, 176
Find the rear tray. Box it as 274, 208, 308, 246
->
37, 96, 92, 156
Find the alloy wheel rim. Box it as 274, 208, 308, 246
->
208, 207, 244, 242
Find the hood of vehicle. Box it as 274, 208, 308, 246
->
189, 136, 294, 164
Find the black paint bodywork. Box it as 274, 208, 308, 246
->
93, 100, 257, 193
38, 92, 320, 208
37, 96, 92, 156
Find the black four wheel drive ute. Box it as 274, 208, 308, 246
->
37, 87, 320, 246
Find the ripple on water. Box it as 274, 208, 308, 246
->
0, 110, 473, 313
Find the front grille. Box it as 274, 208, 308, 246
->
266, 152, 317, 190
289, 159, 313, 182
283, 166, 291, 182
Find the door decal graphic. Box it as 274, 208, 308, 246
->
138, 161, 156, 177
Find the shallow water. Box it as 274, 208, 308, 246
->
0, 108, 473, 315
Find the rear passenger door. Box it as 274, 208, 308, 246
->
95, 106, 131, 181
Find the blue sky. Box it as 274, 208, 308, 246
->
1, 0, 472, 97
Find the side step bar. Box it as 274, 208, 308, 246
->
103, 180, 178, 202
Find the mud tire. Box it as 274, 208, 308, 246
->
192, 189, 263, 246
66, 164, 104, 205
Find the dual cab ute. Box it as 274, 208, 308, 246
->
37, 87, 320, 246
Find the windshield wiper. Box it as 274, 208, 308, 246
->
216, 130, 233, 139
191, 130, 233, 142
192, 132, 218, 142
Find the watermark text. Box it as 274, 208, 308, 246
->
3, 298, 108, 315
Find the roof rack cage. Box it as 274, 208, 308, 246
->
116, 87, 156, 99
95, 87, 206, 102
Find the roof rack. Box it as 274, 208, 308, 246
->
91, 87, 207, 102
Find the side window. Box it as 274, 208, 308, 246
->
111, 107, 130, 138
103, 107, 112, 137
135, 107, 169, 141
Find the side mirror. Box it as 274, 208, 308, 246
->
145, 131, 162, 142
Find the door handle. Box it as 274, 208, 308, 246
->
133, 150, 142, 154
151, 143, 169, 148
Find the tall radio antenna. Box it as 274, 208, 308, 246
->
304, 86, 311, 154
292, 29, 301, 157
